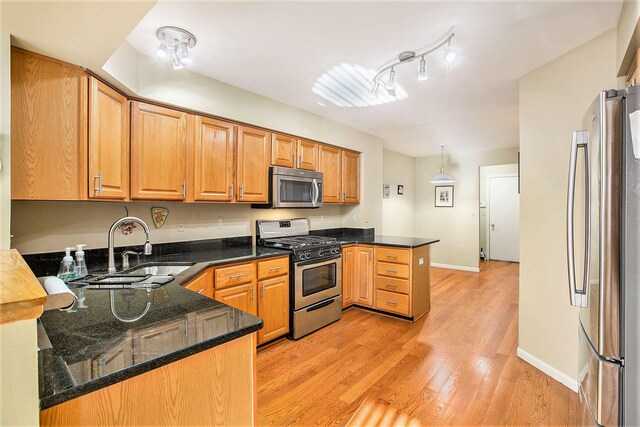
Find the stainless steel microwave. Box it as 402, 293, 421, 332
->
252, 167, 323, 209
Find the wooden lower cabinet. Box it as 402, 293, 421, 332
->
342, 244, 432, 320
214, 283, 258, 317
355, 246, 374, 307
183, 268, 214, 299
132, 318, 189, 364
257, 275, 289, 344
40, 333, 257, 426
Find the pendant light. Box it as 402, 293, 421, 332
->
430, 144, 455, 184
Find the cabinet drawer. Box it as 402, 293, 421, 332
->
257, 257, 289, 279
376, 261, 410, 279
376, 247, 410, 265
375, 275, 410, 295
215, 263, 255, 289
375, 290, 410, 316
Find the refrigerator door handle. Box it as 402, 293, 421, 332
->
567, 130, 590, 307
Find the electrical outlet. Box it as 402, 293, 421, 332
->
217, 217, 223, 229
177, 223, 185, 232
419, 257, 424, 265
351, 214, 357, 223
364, 213, 369, 223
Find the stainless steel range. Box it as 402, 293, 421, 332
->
256, 219, 342, 339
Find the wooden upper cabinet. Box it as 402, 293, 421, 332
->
191, 116, 235, 202
236, 126, 271, 203
342, 150, 360, 204
11, 48, 88, 200
271, 133, 296, 168
130, 102, 189, 200
318, 144, 342, 204
297, 139, 318, 171
88, 78, 129, 200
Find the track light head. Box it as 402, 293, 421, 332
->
386, 68, 396, 91
418, 57, 427, 81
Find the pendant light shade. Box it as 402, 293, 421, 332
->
431, 144, 455, 184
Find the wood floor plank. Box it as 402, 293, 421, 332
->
256, 261, 579, 426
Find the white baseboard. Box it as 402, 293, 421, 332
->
430, 263, 480, 273
517, 347, 579, 393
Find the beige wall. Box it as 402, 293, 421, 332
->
519, 29, 617, 386
1, 32, 11, 250
414, 147, 519, 270
479, 163, 519, 260
382, 149, 415, 237
617, 0, 640, 76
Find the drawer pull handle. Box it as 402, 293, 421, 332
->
386, 255, 398, 259
196, 288, 204, 294
386, 269, 398, 273
269, 267, 283, 271
230, 273, 247, 279
385, 300, 397, 305
386, 283, 397, 287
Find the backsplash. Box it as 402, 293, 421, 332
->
11, 201, 347, 255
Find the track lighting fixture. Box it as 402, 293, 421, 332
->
155, 26, 197, 70
372, 32, 457, 98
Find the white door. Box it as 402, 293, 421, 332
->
489, 176, 520, 262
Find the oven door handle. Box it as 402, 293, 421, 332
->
296, 255, 341, 268
306, 298, 336, 312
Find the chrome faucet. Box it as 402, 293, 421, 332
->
121, 250, 142, 270
107, 216, 152, 274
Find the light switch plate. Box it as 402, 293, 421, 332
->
419, 258, 424, 265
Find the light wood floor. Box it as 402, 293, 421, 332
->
256, 261, 579, 426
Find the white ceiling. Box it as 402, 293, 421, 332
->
127, 1, 622, 157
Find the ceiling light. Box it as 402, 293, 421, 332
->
418, 56, 427, 81
313, 63, 407, 107
155, 26, 197, 70
372, 32, 457, 98
386, 67, 396, 91
430, 144, 455, 184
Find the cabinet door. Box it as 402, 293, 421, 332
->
183, 268, 214, 299
88, 78, 129, 200
318, 144, 342, 203
130, 102, 188, 200
342, 150, 360, 204
92, 336, 132, 377
192, 116, 235, 202
297, 139, 318, 171
194, 309, 233, 342
271, 133, 296, 168
11, 47, 88, 200
342, 246, 356, 307
237, 126, 270, 203
132, 318, 189, 363
214, 283, 258, 317
355, 247, 374, 307
257, 275, 290, 344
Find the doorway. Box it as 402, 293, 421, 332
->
479, 164, 519, 262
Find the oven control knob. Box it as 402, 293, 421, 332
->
318, 248, 324, 257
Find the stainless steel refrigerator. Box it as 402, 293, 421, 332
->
567, 85, 640, 426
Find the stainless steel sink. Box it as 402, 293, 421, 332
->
125, 263, 194, 276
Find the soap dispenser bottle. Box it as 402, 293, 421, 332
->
74, 244, 88, 278
58, 247, 77, 281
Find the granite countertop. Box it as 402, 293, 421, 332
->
335, 235, 440, 248
36, 240, 289, 410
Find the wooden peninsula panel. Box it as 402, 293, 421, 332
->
0, 250, 47, 324
40, 333, 257, 426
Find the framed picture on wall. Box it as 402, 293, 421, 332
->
435, 185, 454, 207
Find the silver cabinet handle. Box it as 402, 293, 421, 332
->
239, 185, 244, 199
261, 283, 265, 298
386, 283, 397, 288
566, 130, 590, 308
230, 183, 234, 199
386, 255, 397, 259
292, 154, 295, 165
181, 180, 186, 199
385, 300, 397, 305
250, 286, 254, 302
229, 273, 247, 279
196, 288, 204, 294
269, 266, 282, 271
386, 269, 398, 273
93, 171, 103, 196
299, 154, 302, 168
